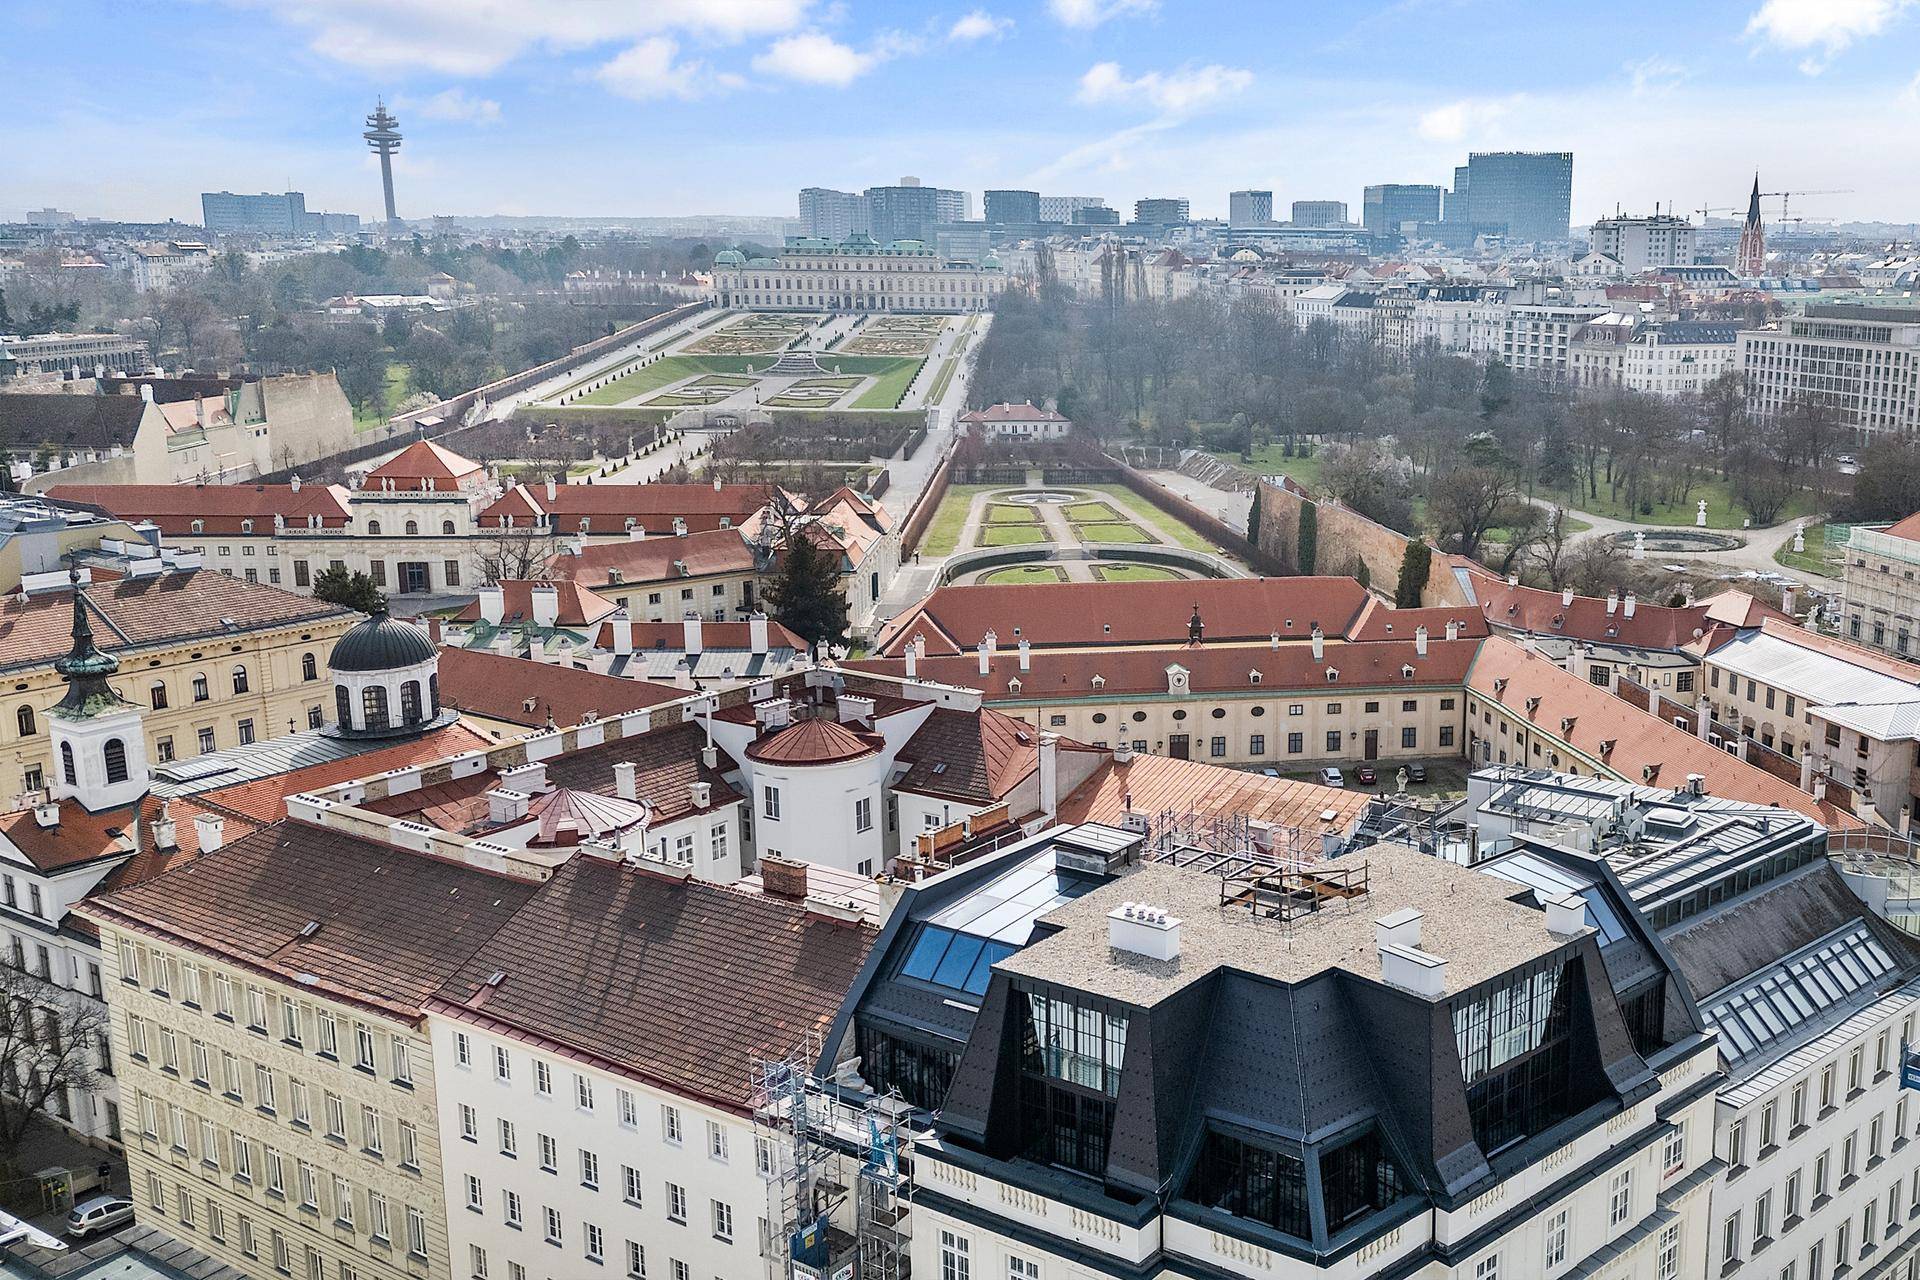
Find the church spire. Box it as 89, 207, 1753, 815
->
1737, 173, 1767, 278
51, 570, 128, 720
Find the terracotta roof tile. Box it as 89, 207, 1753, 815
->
481, 483, 771, 533
893, 706, 1055, 803
46, 483, 353, 535
1056, 753, 1367, 836
546, 529, 759, 589
362, 440, 483, 489
190, 722, 493, 825
437, 648, 684, 729
451, 581, 621, 628
744, 718, 882, 764
1469, 582, 1783, 651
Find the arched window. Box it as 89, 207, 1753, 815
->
429, 673, 440, 716
367, 521, 382, 535
231, 665, 249, 695
301, 653, 317, 682
103, 738, 128, 785
14, 706, 33, 738
400, 681, 422, 725
149, 681, 167, 710
404, 520, 419, 536
362, 685, 389, 731
59, 742, 75, 787
334, 685, 351, 727
441, 520, 455, 536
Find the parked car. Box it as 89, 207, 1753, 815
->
1318, 767, 1345, 788
1406, 763, 1429, 784
67, 1195, 134, 1240
1260, 767, 1280, 778
1355, 765, 1377, 786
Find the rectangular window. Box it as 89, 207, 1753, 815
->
1249, 734, 1266, 755
663, 1106, 682, 1144
544, 1206, 563, 1246
406, 1207, 427, 1259
503, 1190, 521, 1230
855, 796, 873, 832
1545, 1207, 1568, 1267
940, 1230, 970, 1280
708, 1121, 728, 1162
361, 1104, 383, 1154
500, 1118, 517, 1157
623, 1165, 643, 1205
1657, 1224, 1681, 1280
1610, 1169, 1633, 1226
536, 1059, 552, 1095
667, 1183, 686, 1224
540, 1133, 557, 1172
580, 1149, 599, 1189
763, 786, 781, 820
627, 1242, 646, 1278
575, 1073, 593, 1110
495, 1045, 511, 1081
712, 1201, 733, 1242
586, 1223, 604, 1263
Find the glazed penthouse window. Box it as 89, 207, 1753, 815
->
1018, 992, 1128, 1176
1452, 959, 1574, 1154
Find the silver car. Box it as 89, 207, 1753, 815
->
66, 1194, 134, 1239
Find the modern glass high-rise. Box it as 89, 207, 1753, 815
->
1362, 184, 1444, 237
866, 181, 944, 245
1133, 197, 1190, 225
1229, 190, 1273, 226
1455, 152, 1573, 243
200, 191, 308, 235
984, 190, 1041, 225
1289, 200, 1347, 228
799, 188, 869, 240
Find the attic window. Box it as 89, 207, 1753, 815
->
1401, 664, 1414, 679
1092, 675, 1106, 689
1008, 678, 1022, 694
931, 762, 948, 775
1325, 668, 1339, 683
1561, 717, 1576, 734
1249, 670, 1262, 685
1384, 623, 1393, 633
484, 969, 507, 988
1551, 615, 1565, 629
1525, 696, 1542, 715
1103, 624, 1111, 633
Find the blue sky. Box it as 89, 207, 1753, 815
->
7, 0, 1920, 226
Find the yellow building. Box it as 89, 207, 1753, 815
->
0, 567, 355, 803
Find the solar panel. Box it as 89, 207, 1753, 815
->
1704, 922, 1896, 1062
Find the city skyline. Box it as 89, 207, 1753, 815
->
6, 0, 1920, 226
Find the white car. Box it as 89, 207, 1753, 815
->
66, 1194, 134, 1239
1319, 767, 1345, 788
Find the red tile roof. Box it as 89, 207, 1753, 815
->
429, 854, 875, 1112
0, 572, 353, 675
1469, 581, 1784, 651
190, 722, 494, 826
1346, 598, 1487, 642
894, 706, 1052, 803
1465, 635, 1861, 829
546, 529, 759, 589
437, 647, 684, 730
481, 483, 772, 534
0, 802, 134, 874
362, 440, 484, 490
451, 581, 621, 628
1883, 512, 1920, 542
593, 619, 807, 653
872, 578, 1374, 657
1056, 752, 1367, 836
744, 718, 882, 764
46, 482, 353, 534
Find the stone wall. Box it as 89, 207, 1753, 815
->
258, 372, 356, 470
1251, 477, 1465, 604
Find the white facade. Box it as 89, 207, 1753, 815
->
713, 237, 1005, 313
1503, 303, 1613, 382
1740, 307, 1920, 442
1589, 215, 1697, 272
429, 1014, 771, 1280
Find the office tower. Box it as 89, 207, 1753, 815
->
984, 190, 1041, 225
363, 99, 402, 223
799, 188, 869, 240
1072, 206, 1119, 225
1228, 190, 1273, 226
1589, 213, 1696, 270
200, 191, 309, 235
934, 187, 972, 223
866, 179, 944, 244
1133, 197, 1190, 225
1289, 200, 1348, 228
1453, 152, 1573, 242
1038, 196, 1107, 223
1362, 184, 1444, 236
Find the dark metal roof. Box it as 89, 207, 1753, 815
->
327, 608, 435, 672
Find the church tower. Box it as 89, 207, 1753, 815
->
46, 573, 149, 812
1736, 174, 1767, 279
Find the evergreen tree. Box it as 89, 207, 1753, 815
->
1246, 484, 1264, 548
312, 566, 388, 615
1395, 540, 1431, 607
1296, 499, 1317, 575
1354, 558, 1371, 591
764, 532, 849, 652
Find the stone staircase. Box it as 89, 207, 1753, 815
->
766, 351, 828, 377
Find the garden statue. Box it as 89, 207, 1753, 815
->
1696, 499, 1708, 528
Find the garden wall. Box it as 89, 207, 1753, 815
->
901, 449, 956, 555
1251, 476, 1464, 604
1099, 454, 1283, 577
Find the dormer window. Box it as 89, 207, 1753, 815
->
1249, 670, 1261, 685
240, 519, 253, 534
1326, 668, 1339, 682
190, 519, 203, 534
1092, 674, 1106, 689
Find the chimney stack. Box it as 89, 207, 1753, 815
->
530, 584, 559, 629
613, 762, 638, 801
683, 612, 703, 655
479, 585, 505, 625
289, 473, 302, 493
1562, 586, 1574, 607
749, 612, 770, 655
611, 619, 634, 656
1545, 894, 1589, 937
194, 813, 225, 854
1623, 593, 1637, 619
904, 646, 918, 679
546, 478, 558, 502
1018, 637, 1031, 671
1107, 902, 1181, 961
1781, 587, 1796, 617
760, 855, 809, 901
150, 801, 177, 853
1414, 625, 1428, 657
1310, 625, 1324, 661
1605, 590, 1619, 616
1039, 732, 1060, 820
1445, 619, 1460, 641
977, 640, 991, 676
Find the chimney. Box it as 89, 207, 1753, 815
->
289, 473, 302, 493
546, 478, 558, 502
139, 383, 153, 402
838, 694, 875, 725
1445, 619, 1460, 641
530, 584, 559, 629
527, 636, 546, 664
487, 789, 531, 823
1605, 590, 1619, 616
194, 812, 225, 853
1546, 893, 1589, 937
1506, 572, 1518, 587
1686, 772, 1706, 796
1310, 625, 1324, 661
613, 762, 637, 801
1781, 587, 1796, 617
712, 476, 723, 492
1623, 593, 1637, 619
700, 743, 719, 769
683, 612, 703, 655
1039, 732, 1060, 820
194, 393, 206, 425
151, 801, 177, 852
426, 616, 444, 644
479, 585, 505, 625
1561, 586, 1574, 607
977, 640, 991, 676
32, 799, 59, 829
1414, 625, 1428, 657
904, 646, 918, 679
1018, 637, 1031, 671
754, 699, 792, 732
760, 855, 809, 901
984, 628, 998, 655
628, 526, 646, 542
1375, 908, 1423, 951
1379, 940, 1446, 998
672, 517, 687, 537
500, 762, 548, 793
1107, 902, 1181, 961
611, 620, 633, 656
689, 781, 711, 809
749, 612, 770, 654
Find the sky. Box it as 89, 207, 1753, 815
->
6, 0, 1920, 227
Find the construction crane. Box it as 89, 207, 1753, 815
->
1761, 189, 1853, 221
1696, 206, 1740, 223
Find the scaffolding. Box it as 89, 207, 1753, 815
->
1130, 805, 1320, 877
751, 1027, 914, 1280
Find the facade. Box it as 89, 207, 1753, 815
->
1133, 197, 1190, 225
797, 187, 869, 240
1363, 183, 1444, 237
1037, 195, 1107, 222
1739, 304, 1920, 442
984, 189, 1041, 224
1843, 515, 1920, 657
1589, 214, 1697, 271
955, 402, 1072, 440
1289, 198, 1348, 227
862, 180, 966, 245
125, 242, 214, 293
200, 192, 306, 236
712, 235, 1005, 313
1571, 319, 1738, 395
0, 332, 149, 382
1502, 301, 1613, 382
1227, 189, 1273, 226
1455, 151, 1575, 243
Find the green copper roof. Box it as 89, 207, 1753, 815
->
51, 576, 131, 720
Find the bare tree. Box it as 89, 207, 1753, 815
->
0, 966, 108, 1165
1522, 506, 1579, 588
477, 525, 561, 582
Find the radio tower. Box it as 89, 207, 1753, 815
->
1736, 173, 1766, 279
363, 99, 402, 225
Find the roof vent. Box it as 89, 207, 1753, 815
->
1374, 907, 1423, 951
1109, 902, 1181, 961
1379, 943, 1447, 998
1545, 893, 1589, 938
298, 920, 321, 939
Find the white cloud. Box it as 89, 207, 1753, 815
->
239, 0, 813, 76
399, 88, 502, 124
594, 37, 735, 101
1076, 61, 1253, 114
1745, 0, 1915, 72
1415, 95, 1519, 142
751, 30, 914, 86
1624, 55, 1687, 94
1048, 0, 1156, 28
948, 9, 1012, 41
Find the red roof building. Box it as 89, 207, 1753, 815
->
47, 480, 353, 535
361, 440, 486, 492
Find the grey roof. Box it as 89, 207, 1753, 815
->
607, 647, 803, 682
327, 609, 435, 672
0, 1223, 253, 1279
1700, 919, 1898, 1063
0, 394, 150, 450
148, 719, 456, 797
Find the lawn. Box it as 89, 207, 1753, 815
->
926, 358, 959, 405
1483, 514, 1593, 544
1211, 445, 1326, 493
1552, 476, 1823, 530
981, 566, 1067, 586
690, 374, 755, 388
1082, 485, 1215, 553
1076, 523, 1154, 544
1773, 520, 1843, 580
1064, 501, 1124, 523
1092, 563, 1180, 582
850, 358, 926, 410
978, 524, 1051, 547
985, 504, 1040, 524
917, 484, 999, 557
354, 363, 414, 431
572, 356, 771, 406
